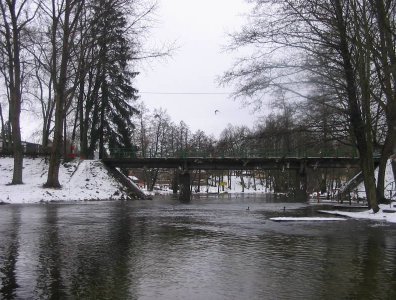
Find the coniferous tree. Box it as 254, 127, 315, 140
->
90, 0, 139, 158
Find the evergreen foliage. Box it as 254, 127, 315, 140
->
90, 0, 139, 155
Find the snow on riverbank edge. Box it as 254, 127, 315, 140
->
0, 157, 128, 204
319, 204, 396, 224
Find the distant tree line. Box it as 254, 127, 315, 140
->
0, 0, 162, 188
130, 103, 216, 191
222, 0, 396, 212
132, 102, 353, 195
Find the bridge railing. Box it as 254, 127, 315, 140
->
108, 147, 360, 159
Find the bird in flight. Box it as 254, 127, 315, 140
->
214, 110, 220, 115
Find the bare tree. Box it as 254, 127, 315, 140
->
222, 0, 396, 211
368, 0, 396, 200
43, 0, 84, 188
0, 0, 38, 184
26, 10, 57, 148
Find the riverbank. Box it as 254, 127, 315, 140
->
0, 157, 272, 204
0, 157, 129, 203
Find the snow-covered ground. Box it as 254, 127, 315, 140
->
0, 157, 127, 204
146, 174, 271, 195
198, 176, 270, 194
0, 157, 271, 203
356, 159, 396, 199
319, 204, 396, 224
317, 160, 396, 223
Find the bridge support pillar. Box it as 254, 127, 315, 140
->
172, 171, 178, 194
179, 171, 191, 201
295, 162, 307, 201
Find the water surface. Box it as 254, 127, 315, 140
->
1, 194, 395, 299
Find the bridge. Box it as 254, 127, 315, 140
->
102, 148, 377, 201
102, 156, 364, 170
102, 147, 366, 169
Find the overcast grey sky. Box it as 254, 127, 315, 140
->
136, 0, 259, 138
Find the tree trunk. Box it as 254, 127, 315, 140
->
45, 0, 78, 188
45, 89, 64, 188
10, 100, 23, 184
376, 136, 393, 202
334, 0, 379, 212
376, 158, 386, 202
197, 169, 201, 192
99, 79, 106, 159
150, 168, 159, 191
0, 0, 25, 184
172, 170, 178, 194
0, 103, 5, 145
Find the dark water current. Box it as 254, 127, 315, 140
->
1, 194, 396, 300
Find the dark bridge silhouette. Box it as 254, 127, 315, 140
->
102, 148, 378, 201
102, 147, 369, 170
102, 156, 365, 170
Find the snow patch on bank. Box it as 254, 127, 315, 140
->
0, 158, 126, 203
316, 159, 396, 224
356, 159, 396, 199
320, 204, 396, 224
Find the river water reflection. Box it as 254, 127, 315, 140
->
1, 194, 396, 299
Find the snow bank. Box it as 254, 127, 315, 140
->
356, 159, 396, 199
0, 158, 127, 204
319, 204, 396, 224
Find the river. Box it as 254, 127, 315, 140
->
0, 194, 395, 299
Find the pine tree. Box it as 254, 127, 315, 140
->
90, 0, 139, 158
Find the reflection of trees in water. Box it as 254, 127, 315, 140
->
67, 202, 144, 299
319, 226, 369, 298
35, 205, 65, 299
350, 229, 396, 299
0, 208, 21, 299
247, 221, 396, 299
319, 225, 396, 299
2, 202, 396, 298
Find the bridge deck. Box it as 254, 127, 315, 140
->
102, 156, 367, 170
